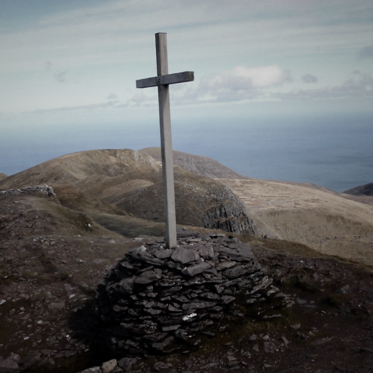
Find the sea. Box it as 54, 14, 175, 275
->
1, 113, 372, 193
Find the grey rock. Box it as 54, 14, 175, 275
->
171, 247, 200, 264
77, 367, 101, 373
182, 301, 217, 310
337, 285, 350, 294
222, 295, 236, 304
199, 292, 220, 300
0, 353, 20, 373
101, 359, 117, 373
216, 261, 236, 271
153, 249, 173, 259
198, 245, 215, 259
162, 324, 180, 332
248, 276, 273, 294
153, 362, 172, 371
223, 265, 254, 279
263, 342, 278, 353
118, 357, 137, 371
48, 302, 65, 311
311, 337, 332, 345
151, 336, 175, 351
134, 271, 161, 285
182, 262, 212, 276
118, 277, 135, 294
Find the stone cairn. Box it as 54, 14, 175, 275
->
96, 230, 292, 356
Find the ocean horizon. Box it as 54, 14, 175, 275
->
1, 112, 372, 193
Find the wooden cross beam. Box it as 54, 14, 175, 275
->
136, 32, 194, 249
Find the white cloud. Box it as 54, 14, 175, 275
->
201, 65, 291, 90
273, 71, 373, 100
25, 99, 123, 114
194, 65, 292, 103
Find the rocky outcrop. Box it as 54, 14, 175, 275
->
201, 185, 256, 234
118, 182, 256, 235
0, 184, 56, 196
95, 230, 291, 356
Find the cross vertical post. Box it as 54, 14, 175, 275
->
136, 33, 194, 249
156, 33, 176, 249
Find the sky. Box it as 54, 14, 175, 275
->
0, 0, 373, 176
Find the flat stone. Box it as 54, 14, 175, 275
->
77, 367, 101, 373
175, 329, 192, 341
48, 302, 65, 311
222, 265, 253, 279
120, 322, 157, 335
158, 279, 176, 287
162, 324, 180, 332
182, 262, 212, 277
0, 354, 20, 373
171, 247, 200, 264
198, 245, 215, 259
311, 338, 332, 345
171, 295, 190, 303
216, 246, 238, 256
145, 308, 162, 315
153, 249, 173, 259
168, 304, 182, 312
134, 271, 161, 285
160, 286, 183, 297
199, 292, 220, 300
143, 332, 168, 342
152, 336, 175, 351
237, 243, 256, 259
101, 359, 117, 373
248, 276, 273, 294
182, 301, 217, 310
263, 342, 278, 353
119, 277, 135, 294
222, 295, 236, 304
216, 261, 236, 271
138, 253, 164, 266
118, 357, 137, 371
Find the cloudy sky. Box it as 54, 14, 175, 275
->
0, 0, 373, 175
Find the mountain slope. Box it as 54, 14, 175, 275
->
221, 178, 373, 266
0, 149, 255, 235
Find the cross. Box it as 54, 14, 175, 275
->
136, 32, 194, 249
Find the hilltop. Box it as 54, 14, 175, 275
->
0, 149, 254, 236
344, 182, 373, 197
138, 147, 246, 179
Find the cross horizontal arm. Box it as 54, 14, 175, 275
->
136, 71, 194, 89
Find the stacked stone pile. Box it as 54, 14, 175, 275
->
96, 230, 292, 356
